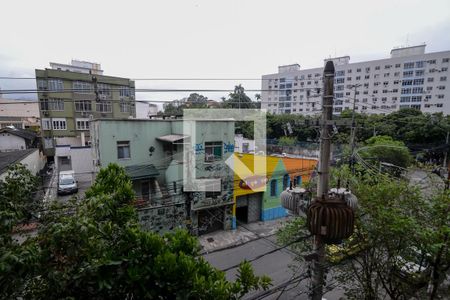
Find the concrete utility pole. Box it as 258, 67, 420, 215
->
311, 60, 335, 300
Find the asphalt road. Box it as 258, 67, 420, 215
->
203, 235, 345, 299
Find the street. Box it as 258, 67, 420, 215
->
203, 229, 345, 299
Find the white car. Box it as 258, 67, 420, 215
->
57, 171, 78, 195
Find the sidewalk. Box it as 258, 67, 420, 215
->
199, 216, 293, 254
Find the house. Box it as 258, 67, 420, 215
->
90, 118, 235, 235
232, 153, 317, 229
0, 127, 38, 152
234, 134, 255, 153
0, 149, 46, 180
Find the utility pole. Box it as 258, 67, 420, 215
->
311, 60, 335, 300
349, 84, 361, 173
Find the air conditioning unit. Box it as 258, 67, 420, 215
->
99, 94, 107, 100
43, 111, 49, 116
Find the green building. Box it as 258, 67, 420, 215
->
35, 60, 135, 158
90, 118, 235, 235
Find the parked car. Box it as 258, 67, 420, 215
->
57, 170, 78, 195
394, 247, 431, 287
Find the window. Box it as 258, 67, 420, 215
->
346, 77, 352, 81
270, 179, 277, 197
96, 102, 112, 112
37, 80, 47, 90
416, 61, 424, 68
365, 67, 370, 72
40, 98, 64, 111
48, 80, 63, 91
356, 68, 361, 72
120, 101, 131, 113
375, 66, 380, 70
401, 88, 411, 94
442, 67, 448, 72
394, 72, 400, 77
415, 70, 424, 76
347, 69, 352, 73
76, 118, 90, 130
336, 70, 345, 76
205, 141, 222, 162
411, 104, 421, 109
395, 64, 401, 68
437, 103, 443, 107
392, 89, 398, 93
52, 118, 67, 130
403, 71, 414, 77
365, 75, 370, 79
437, 86, 446, 90
117, 141, 130, 159
97, 83, 111, 96
73, 81, 92, 94
442, 58, 449, 63
384, 73, 390, 77
411, 96, 422, 102
385, 65, 391, 69
42, 118, 51, 130
437, 95, 445, 99
413, 78, 424, 85
427, 59, 436, 64
412, 87, 423, 94
356, 76, 361, 80
404, 62, 414, 69
283, 174, 290, 190
75, 100, 92, 112
440, 76, 447, 81
427, 86, 433, 91
402, 80, 413, 86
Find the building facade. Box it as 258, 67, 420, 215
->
0, 98, 40, 130
232, 153, 317, 229
261, 45, 450, 115
90, 118, 235, 235
35, 60, 136, 157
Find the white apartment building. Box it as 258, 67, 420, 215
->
261, 45, 450, 115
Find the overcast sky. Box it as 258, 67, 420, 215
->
1, 0, 450, 103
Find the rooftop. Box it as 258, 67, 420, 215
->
0, 127, 37, 140
0, 149, 37, 174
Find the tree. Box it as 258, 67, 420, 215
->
221, 85, 259, 109
278, 136, 296, 146
277, 166, 450, 299
0, 164, 271, 299
359, 135, 412, 170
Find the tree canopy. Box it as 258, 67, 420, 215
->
0, 163, 271, 299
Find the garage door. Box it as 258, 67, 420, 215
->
247, 193, 262, 223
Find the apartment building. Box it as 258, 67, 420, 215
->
261, 45, 450, 115
35, 60, 136, 157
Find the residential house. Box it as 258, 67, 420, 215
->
90, 118, 235, 235
0, 149, 46, 180
0, 127, 38, 152
232, 153, 317, 229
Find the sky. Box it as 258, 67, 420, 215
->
1, 0, 450, 105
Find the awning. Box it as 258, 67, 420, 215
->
125, 164, 159, 180
156, 134, 189, 143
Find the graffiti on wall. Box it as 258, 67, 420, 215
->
195, 143, 204, 155
223, 142, 235, 154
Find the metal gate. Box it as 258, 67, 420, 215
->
236, 193, 262, 224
